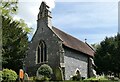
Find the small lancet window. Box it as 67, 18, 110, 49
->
36, 40, 47, 64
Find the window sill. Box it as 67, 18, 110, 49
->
36, 61, 48, 65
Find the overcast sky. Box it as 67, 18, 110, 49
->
15, 0, 119, 44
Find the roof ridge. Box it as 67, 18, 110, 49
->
52, 26, 94, 57
52, 26, 85, 43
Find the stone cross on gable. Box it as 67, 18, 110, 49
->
38, 2, 51, 19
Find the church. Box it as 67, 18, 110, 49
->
25, 2, 95, 80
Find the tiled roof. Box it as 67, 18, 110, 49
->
52, 26, 95, 57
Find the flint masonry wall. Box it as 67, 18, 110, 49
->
25, 19, 64, 76
64, 47, 88, 80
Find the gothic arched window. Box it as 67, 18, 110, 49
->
36, 40, 47, 64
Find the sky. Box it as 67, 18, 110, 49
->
118, 1, 120, 33
14, 0, 119, 44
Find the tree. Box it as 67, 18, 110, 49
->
0, 1, 18, 18
1, 1, 32, 73
94, 33, 120, 77
2, 16, 28, 73
111, 34, 120, 77
0, 0, 32, 33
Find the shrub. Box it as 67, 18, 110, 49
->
70, 75, 81, 81
0, 71, 3, 81
84, 76, 108, 81
37, 64, 53, 80
2, 69, 18, 81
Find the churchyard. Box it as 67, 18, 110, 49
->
0, 65, 120, 82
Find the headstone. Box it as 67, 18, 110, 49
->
19, 69, 24, 80
24, 73, 29, 80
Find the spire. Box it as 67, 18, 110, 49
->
38, 1, 52, 19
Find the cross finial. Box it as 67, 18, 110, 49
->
85, 38, 87, 43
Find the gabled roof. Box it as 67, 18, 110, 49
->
52, 26, 95, 57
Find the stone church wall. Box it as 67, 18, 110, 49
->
25, 19, 64, 76
64, 47, 88, 80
